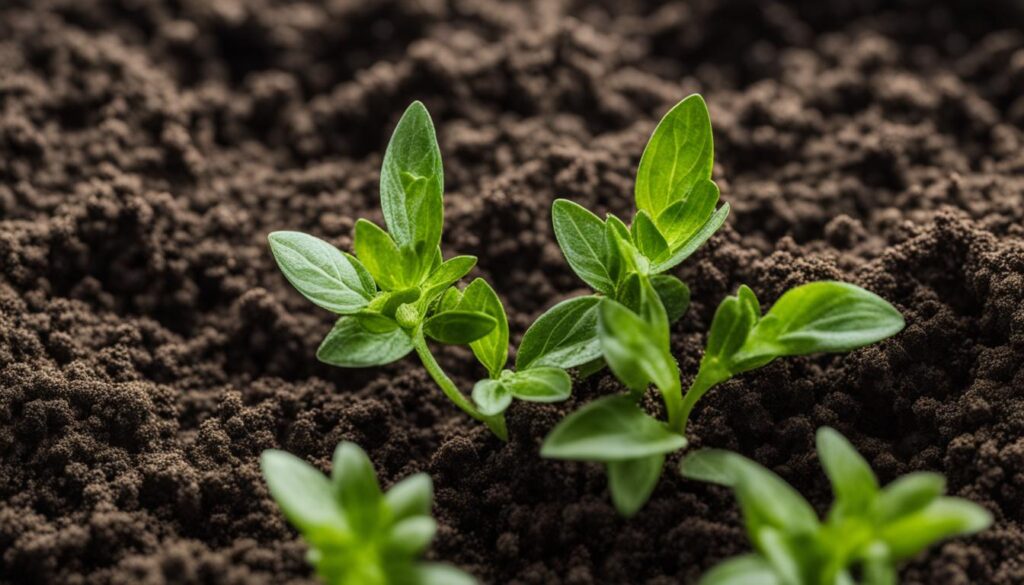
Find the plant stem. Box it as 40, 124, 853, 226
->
673, 364, 722, 435
411, 327, 508, 441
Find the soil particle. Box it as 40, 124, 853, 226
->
2, 0, 1024, 584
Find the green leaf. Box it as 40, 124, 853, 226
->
680, 450, 819, 538
860, 543, 897, 585
631, 210, 669, 263
878, 497, 992, 560
516, 295, 602, 370
413, 563, 478, 585
260, 449, 348, 536
317, 316, 414, 367
635, 94, 715, 219
816, 427, 878, 517
541, 395, 687, 461
423, 310, 497, 345
650, 202, 730, 273
699, 555, 780, 585
332, 442, 383, 535
607, 454, 664, 517
735, 282, 905, 366
388, 516, 437, 556
380, 102, 444, 254
700, 285, 762, 381
439, 287, 463, 312
552, 199, 618, 294
458, 279, 509, 378
758, 528, 805, 585
873, 472, 945, 525
502, 367, 571, 402
471, 379, 512, 416
598, 298, 678, 393
651, 274, 691, 323
354, 218, 412, 290
656, 178, 721, 247
268, 231, 374, 314
418, 256, 477, 308
616, 274, 670, 345
385, 473, 433, 522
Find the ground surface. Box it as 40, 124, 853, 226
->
2, 0, 1024, 583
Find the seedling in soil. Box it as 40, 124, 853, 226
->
261, 442, 476, 585
268, 102, 570, 440
680, 427, 992, 585
517, 94, 726, 376
542, 280, 905, 516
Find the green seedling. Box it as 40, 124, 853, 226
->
268, 102, 570, 440
542, 280, 905, 516
517, 94, 726, 375
261, 441, 476, 585
680, 427, 992, 585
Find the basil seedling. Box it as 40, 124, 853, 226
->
680, 427, 992, 585
261, 442, 476, 585
268, 102, 569, 440
542, 280, 905, 516
518, 94, 724, 374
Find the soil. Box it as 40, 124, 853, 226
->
2, 0, 1024, 583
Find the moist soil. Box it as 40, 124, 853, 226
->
2, 0, 1024, 583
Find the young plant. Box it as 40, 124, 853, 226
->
268, 102, 570, 440
261, 441, 476, 585
541, 280, 905, 516
680, 427, 992, 585
517, 94, 726, 375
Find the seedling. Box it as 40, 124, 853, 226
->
542, 280, 906, 516
517, 94, 726, 375
261, 441, 476, 585
268, 102, 570, 440
680, 427, 992, 585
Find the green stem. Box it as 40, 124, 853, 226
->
411, 327, 508, 441
673, 363, 723, 435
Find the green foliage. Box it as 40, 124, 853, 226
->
268, 101, 570, 440
680, 428, 992, 585
261, 442, 476, 585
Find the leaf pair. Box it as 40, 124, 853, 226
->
261, 442, 476, 585
681, 428, 992, 585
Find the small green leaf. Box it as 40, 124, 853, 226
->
332, 442, 383, 536
354, 218, 412, 290
458, 279, 509, 378
616, 274, 670, 345
418, 256, 477, 308
816, 427, 879, 516
878, 497, 992, 560
268, 231, 374, 314
317, 316, 414, 367
385, 473, 433, 522
736, 282, 905, 367
413, 563, 478, 585
423, 310, 497, 345
656, 178, 721, 247
758, 528, 805, 585
873, 472, 945, 525
471, 379, 511, 416
541, 395, 687, 461
380, 102, 444, 256
378, 288, 422, 319
631, 210, 669, 263
516, 295, 602, 370
860, 543, 897, 585
552, 199, 618, 294
502, 367, 571, 402
650, 202, 730, 273
598, 298, 678, 393
698, 555, 780, 585
388, 516, 437, 556
635, 94, 715, 220
650, 274, 691, 323
607, 454, 664, 517
260, 450, 348, 536
700, 285, 761, 382
439, 287, 463, 312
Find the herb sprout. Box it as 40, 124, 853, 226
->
261, 441, 476, 585
517, 94, 725, 375
542, 280, 905, 516
268, 102, 570, 440
680, 427, 992, 585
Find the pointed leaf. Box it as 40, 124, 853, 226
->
651, 274, 691, 323
542, 395, 687, 461
332, 442, 382, 535
607, 454, 664, 517
261, 450, 347, 535
418, 256, 477, 308
651, 202, 730, 273
816, 427, 878, 516
268, 231, 374, 314
458, 279, 509, 377
552, 199, 618, 293
502, 367, 571, 402
354, 218, 411, 290
385, 473, 433, 522
317, 316, 414, 367
631, 210, 669, 263
598, 298, 678, 393
656, 178, 721, 247
516, 295, 602, 370
424, 310, 496, 345
873, 472, 945, 525
413, 564, 478, 585
699, 555, 780, 585
879, 497, 991, 560
388, 516, 437, 556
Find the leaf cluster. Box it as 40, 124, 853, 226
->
261, 442, 475, 585
680, 428, 992, 585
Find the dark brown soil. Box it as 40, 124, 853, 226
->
2, 0, 1024, 583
